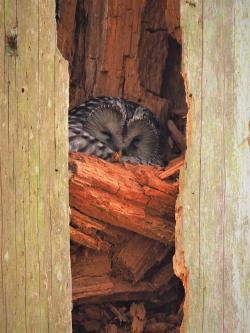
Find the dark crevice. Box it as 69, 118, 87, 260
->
161, 36, 186, 111
69, 1, 87, 105
146, 28, 168, 33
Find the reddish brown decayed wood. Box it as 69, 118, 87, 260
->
69, 152, 178, 245
69, 152, 183, 306
71, 252, 179, 305
159, 155, 185, 179
70, 207, 132, 251
70, 225, 111, 252
112, 234, 170, 283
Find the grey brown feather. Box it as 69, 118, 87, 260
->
69, 97, 165, 165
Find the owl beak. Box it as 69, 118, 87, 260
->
112, 150, 122, 162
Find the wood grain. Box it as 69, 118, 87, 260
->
0, 1, 72, 331
176, 1, 250, 332
69, 152, 177, 245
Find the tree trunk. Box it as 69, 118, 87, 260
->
0, 1, 71, 332
57, 1, 186, 332
176, 1, 250, 332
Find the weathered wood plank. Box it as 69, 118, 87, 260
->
0, 1, 6, 331
199, 2, 226, 330
17, 1, 41, 330
174, 1, 203, 332
0, 1, 18, 331
0, 0, 71, 332
38, 0, 59, 331
51, 47, 72, 332
2, 1, 24, 332
178, 1, 250, 332
223, 2, 250, 331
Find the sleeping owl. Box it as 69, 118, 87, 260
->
69, 96, 165, 165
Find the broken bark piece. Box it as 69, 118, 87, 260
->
150, 264, 176, 295
71, 249, 154, 303
72, 274, 156, 304
167, 120, 186, 152
108, 304, 129, 323
105, 324, 118, 333
70, 208, 133, 251
159, 155, 184, 180
69, 152, 177, 245
130, 303, 146, 333
71, 252, 111, 280
70, 225, 111, 252
112, 234, 169, 283
171, 107, 188, 117
71, 248, 181, 305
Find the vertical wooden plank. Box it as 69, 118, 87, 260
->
16, 1, 42, 330
0, 0, 72, 331
224, 2, 250, 332
200, 1, 226, 330
179, 0, 250, 332
51, 49, 72, 332
0, 1, 7, 331
37, 0, 56, 331
1, 0, 22, 331
175, 1, 203, 332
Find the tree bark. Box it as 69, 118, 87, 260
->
56, 0, 185, 127
69, 152, 178, 245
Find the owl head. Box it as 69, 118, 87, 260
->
122, 117, 160, 161
82, 104, 125, 153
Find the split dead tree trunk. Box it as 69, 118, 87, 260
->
57, 1, 186, 332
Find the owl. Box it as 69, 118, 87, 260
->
69, 96, 165, 165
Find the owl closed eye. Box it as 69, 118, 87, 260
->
68, 96, 165, 165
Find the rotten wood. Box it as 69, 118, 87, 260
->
56, 0, 186, 134
70, 225, 111, 252
108, 304, 129, 323
159, 155, 185, 180
71, 252, 111, 280
130, 303, 146, 333
69, 152, 178, 245
56, 1, 187, 332
167, 120, 186, 152
112, 234, 170, 283
69, 153, 178, 244
151, 264, 177, 295
70, 207, 132, 250
71, 246, 179, 305
72, 274, 155, 304
71, 248, 182, 331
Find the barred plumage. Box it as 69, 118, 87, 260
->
68, 96, 165, 165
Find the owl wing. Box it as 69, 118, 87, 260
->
69, 112, 114, 160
